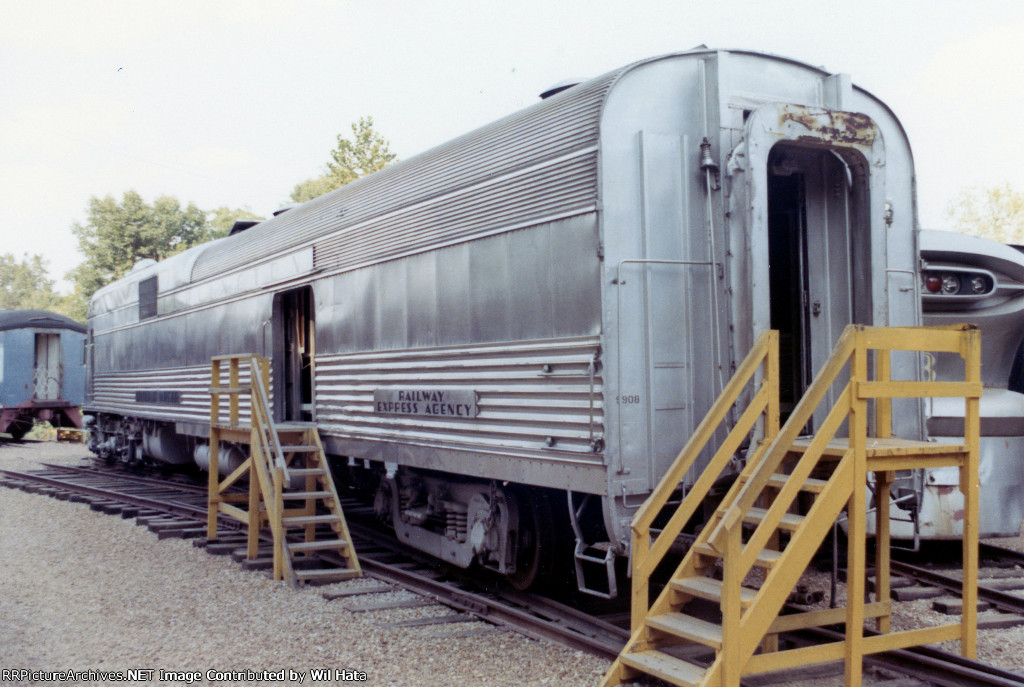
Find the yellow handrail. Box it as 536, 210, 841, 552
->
721, 324, 981, 668
629, 330, 779, 631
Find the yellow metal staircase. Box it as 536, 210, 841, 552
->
603, 325, 980, 687
206, 354, 361, 588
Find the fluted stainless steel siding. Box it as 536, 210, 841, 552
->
92, 361, 266, 427
311, 149, 598, 272
189, 72, 619, 283
315, 336, 603, 457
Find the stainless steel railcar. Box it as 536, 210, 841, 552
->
86, 48, 926, 595
906, 230, 1024, 541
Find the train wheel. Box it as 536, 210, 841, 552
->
7, 421, 29, 441
507, 489, 568, 592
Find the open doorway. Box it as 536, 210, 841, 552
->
768, 168, 809, 421
766, 143, 871, 428
272, 286, 315, 422
33, 333, 62, 400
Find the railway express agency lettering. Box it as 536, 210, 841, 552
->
373, 389, 479, 418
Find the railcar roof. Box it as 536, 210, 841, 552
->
88, 47, 894, 321
0, 309, 86, 334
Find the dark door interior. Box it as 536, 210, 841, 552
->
768, 164, 809, 423
274, 286, 315, 422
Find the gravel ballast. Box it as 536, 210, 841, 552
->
0, 442, 609, 686
3, 441, 1024, 686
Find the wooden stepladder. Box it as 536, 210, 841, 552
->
603, 325, 980, 687
206, 354, 361, 588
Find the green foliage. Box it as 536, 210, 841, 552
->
289, 116, 398, 203
947, 184, 1024, 244
208, 206, 263, 238
290, 175, 343, 204
66, 190, 253, 314
0, 253, 77, 319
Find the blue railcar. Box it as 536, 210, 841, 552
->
0, 310, 86, 440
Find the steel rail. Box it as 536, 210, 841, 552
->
6, 464, 1023, 682
891, 559, 1024, 615
794, 625, 1024, 687
0, 466, 237, 528
1, 466, 628, 659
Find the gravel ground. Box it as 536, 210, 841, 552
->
3, 441, 1023, 686
0, 441, 609, 686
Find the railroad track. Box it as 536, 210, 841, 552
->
4, 463, 1024, 686
0, 463, 628, 659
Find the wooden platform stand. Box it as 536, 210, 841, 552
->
603, 325, 980, 687
205, 354, 361, 588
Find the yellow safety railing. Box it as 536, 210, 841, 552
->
207, 354, 295, 584
608, 325, 980, 687
629, 330, 780, 632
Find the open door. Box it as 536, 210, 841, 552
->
742, 104, 883, 431
272, 286, 315, 422
33, 333, 62, 400
767, 143, 872, 426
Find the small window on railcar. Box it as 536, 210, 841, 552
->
139, 276, 158, 320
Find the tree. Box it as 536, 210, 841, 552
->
208, 206, 263, 237
66, 191, 224, 313
289, 116, 398, 203
0, 253, 75, 317
290, 175, 342, 204
947, 184, 1024, 244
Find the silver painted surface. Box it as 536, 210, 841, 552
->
86, 49, 936, 568
907, 229, 1024, 537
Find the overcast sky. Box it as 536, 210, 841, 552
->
2, 0, 1022, 292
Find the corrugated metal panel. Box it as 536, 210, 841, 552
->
314, 337, 604, 458
92, 362, 270, 427
312, 151, 597, 270
190, 71, 620, 283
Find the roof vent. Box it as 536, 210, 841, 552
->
273, 203, 299, 217
228, 219, 262, 236
539, 78, 585, 100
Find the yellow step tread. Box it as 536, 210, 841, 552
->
282, 491, 332, 500
670, 576, 757, 606
789, 437, 968, 457
619, 649, 706, 687
646, 612, 722, 649
208, 385, 252, 394
692, 542, 782, 568
287, 539, 350, 553
286, 468, 327, 476
761, 473, 829, 493
281, 514, 341, 526
294, 568, 360, 581
743, 507, 804, 531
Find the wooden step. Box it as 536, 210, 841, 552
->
692, 542, 782, 569
287, 539, 350, 553
276, 421, 318, 431
762, 473, 829, 493
294, 567, 361, 583
282, 491, 332, 500
619, 650, 706, 687
743, 506, 805, 531
209, 385, 252, 394
281, 514, 341, 527
286, 468, 327, 477
646, 612, 722, 649
670, 576, 757, 607
790, 436, 969, 459
278, 445, 320, 453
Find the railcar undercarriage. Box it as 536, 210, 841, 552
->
87, 412, 577, 591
